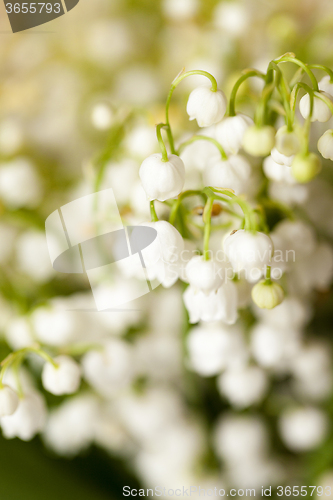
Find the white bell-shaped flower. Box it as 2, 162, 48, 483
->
43, 395, 99, 456
278, 407, 328, 452
224, 229, 273, 282
299, 92, 332, 122
183, 280, 238, 324
0, 385, 19, 417
185, 255, 225, 294
82, 339, 134, 398
187, 85, 227, 127
318, 129, 333, 160
215, 114, 253, 155
250, 322, 301, 371
263, 156, 296, 184
275, 126, 301, 156
217, 365, 268, 409
138, 220, 185, 288
186, 323, 247, 377
139, 153, 185, 201
214, 414, 268, 465
0, 390, 46, 441
318, 75, 333, 98
42, 355, 81, 396
203, 154, 251, 195
187, 325, 233, 376
271, 147, 294, 166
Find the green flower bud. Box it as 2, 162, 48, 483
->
251, 280, 284, 309
291, 152, 321, 183
243, 125, 276, 157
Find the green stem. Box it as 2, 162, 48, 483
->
228, 69, 266, 116
0, 346, 58, 388
289, 82, 314, 154
177, 135, 228, 160
150, 201, 159, 222
313, 91, 333, 115
156, 123, 168, 162
203, 196, 214, 261
309, 64, 333, 83
275, 55, 319, 91
255, 80, 277, 127
208, 187, 256, 231
290, 81, 314, 118
169, 190, 203, 226
267, 61, 293, 130
165, 69, 219, 152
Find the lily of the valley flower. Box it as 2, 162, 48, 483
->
0, 390, 46, 441
318, 75, 333, 98
187, 85, 227, 127
271, 147, 294, 167
0, 385, 19, 417
203, 154, 251, 195
299, 92, 332, 122
186, 323, 245, 376
317, 129, 333, 160
242, 125, 276, 157
139, 153, 185, 201
42, 355, 82, 396
217, 365, 268, 409
224, 229, 274, 282
215, 114, 253, 155
263, 156, 296, 184
183, 280, 238, 324
139, 220, 185, 288
185, 255, 226, 294
275, 126, 301, 156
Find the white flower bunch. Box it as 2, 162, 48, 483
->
2, 56, 333, 494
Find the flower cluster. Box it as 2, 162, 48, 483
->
1, 52, 333, 493
137, 56, 333, 325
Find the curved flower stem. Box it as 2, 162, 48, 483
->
290, 82, 314, 113
309, 64, 333, 83
156, 123, 169, 162
165, 69, 219, 154
169, 190, 204, 225
228, 69, 266, 116
313, 90, 333, 114
0, 346, 58, 388
267, 61, 293, 131
255, 80, 277, 127
177, 135, 228, 160
209, 197, 244, 219
203, 196, 215, 261
150, 201, 159, 222
207, 187, 257, 231
290, 82, 314, 154
274, 54, 319, 91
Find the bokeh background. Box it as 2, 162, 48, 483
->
2, 0, 333, 498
